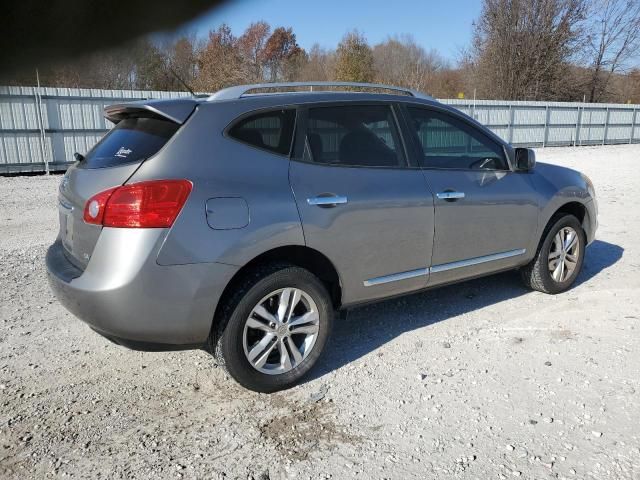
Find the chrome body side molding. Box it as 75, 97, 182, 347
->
363, 249, 526, 286
363, 268, 429, 287
429, 248, 526, 274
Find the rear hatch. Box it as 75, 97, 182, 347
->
57, 99, 196, 269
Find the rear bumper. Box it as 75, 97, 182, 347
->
46, 229, 238, 348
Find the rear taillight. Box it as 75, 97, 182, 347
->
83, 179, 192, 228
83, 187, 117, 225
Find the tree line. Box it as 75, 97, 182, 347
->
11, 0, 640, 103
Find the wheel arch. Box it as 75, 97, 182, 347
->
554, 201, 586, 223
212, 245, 343, 330
522, 201, 588, 294
538, 201, 590, 247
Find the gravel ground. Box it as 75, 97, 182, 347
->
1, 144, 639, 479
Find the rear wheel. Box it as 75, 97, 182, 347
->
521, 214, 585, 294
211, 264, 332, 392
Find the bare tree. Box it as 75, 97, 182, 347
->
23, 11, 640, 102
624, 68, 640, 103
373, 35, 446, 92
15, 37, 177, 91
298, 44, 335, 81
583, 0, 640, 101
471, 0, 587, 100
41, 46, 138, 89
132, 39, 171, 90
431, 68, 467, 98
164, 36, 198, 90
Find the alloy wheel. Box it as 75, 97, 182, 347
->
242, 287, 320, 375
548, 226, 580, 282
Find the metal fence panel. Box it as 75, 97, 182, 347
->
0, 86, 194, 173
1, 86, 639, 173
513, 106, 545, 125
441, 99, 638, 148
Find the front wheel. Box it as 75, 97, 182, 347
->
211, 264, 333, 393
521, 214, 586, 294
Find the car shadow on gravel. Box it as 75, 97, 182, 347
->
574, 239, 624, 287
307, 239, 623, 381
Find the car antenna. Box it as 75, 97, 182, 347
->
168, 65, 196, 97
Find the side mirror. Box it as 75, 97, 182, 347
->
74, 152, 85, 163
515, 148, 536, 171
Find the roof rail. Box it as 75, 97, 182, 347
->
207, 82, 433, 101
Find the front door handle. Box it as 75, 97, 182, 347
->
436, 191, 465, 202
307, 195, 348, 208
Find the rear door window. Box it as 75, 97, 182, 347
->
228, 109, 296, 155
82, 117, 179, 169
303, 105, 406, 168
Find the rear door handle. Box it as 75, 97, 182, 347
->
307, 195, 348, 207
436, 191, 465, 202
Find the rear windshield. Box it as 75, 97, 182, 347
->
81, 117, 179, 168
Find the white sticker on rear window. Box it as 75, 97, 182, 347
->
115, 147, 132, 158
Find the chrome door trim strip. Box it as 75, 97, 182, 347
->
429, 248, 526, 274
363, 267, 429, 287
363, 249, 526, 286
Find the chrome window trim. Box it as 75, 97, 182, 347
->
363, 248, 526, 286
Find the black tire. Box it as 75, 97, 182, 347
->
521, 214, 586, 294
210, 263, 333, 393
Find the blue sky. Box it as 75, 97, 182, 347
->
182, 0, 482, 63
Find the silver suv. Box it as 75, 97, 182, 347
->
46, 82, 597, 392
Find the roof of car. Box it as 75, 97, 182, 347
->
104, 84, 510, 149
103, 90, 442, 126
105, 82, 441, 124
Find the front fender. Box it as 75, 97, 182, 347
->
527, 162, 597, 256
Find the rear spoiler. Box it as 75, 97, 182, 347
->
104, 98, 198, 125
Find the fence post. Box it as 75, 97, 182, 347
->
543, 105, 550, 147
631, 108, 636, 144
603, 107, 610, 146
575, 105, 582, 146
472, 88, 476, 120
508, 105, 514, 144
35, 70, 49, 175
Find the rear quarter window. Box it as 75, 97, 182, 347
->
81, 117, 179, 169
228, 109, 296, 155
